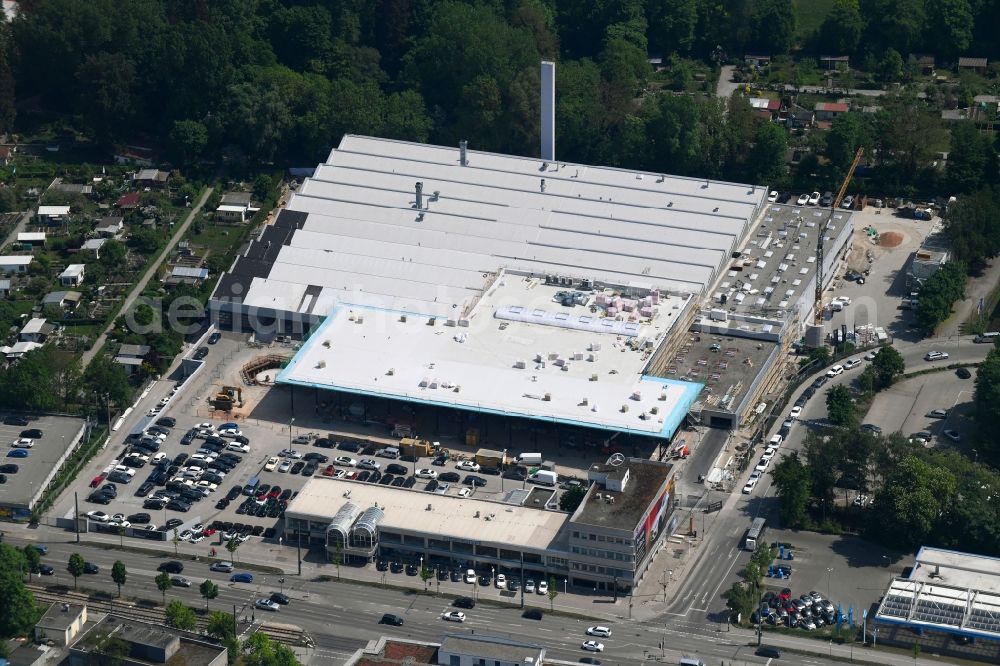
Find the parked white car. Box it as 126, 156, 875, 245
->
826, 364, 844, 377
334, 456, 357, 467
415, 468, 437, 479
456, 460, 481, 472
264, 457, 278, 472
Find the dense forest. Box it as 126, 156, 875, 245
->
1, 0, 999, 178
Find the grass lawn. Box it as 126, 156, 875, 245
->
189, 218, 246, 256
795, 0, 836, 43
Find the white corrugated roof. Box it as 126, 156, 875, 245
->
236, 135, 765, 317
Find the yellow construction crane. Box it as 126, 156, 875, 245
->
814, 147, 864, 325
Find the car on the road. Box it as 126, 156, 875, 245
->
456, 460, 480, 472
844, 358, 862, 369
208, 331, 221, 344
38, 564, 55, 575
925, 351, 949, 361
581, 641, 604, 653
864, 350, 878, 361
586, 626, 612, 637
156, 560, 184, 574
171, 575, 191, 587
826, 364, 844, 377
927, 409, 949, 419
795, 193, 809, 205
194, 346, 209, 360
944, 429, 961, 442
254, 598, 280, 612
380, 613, 404, 626
231, 572, 253, 583
83, 562, 100, 574
453, 596, 475, 609
808, 191, 820, 205
755, 646, 781, 658
210, 561, 234, 573
956, 367, 972, 379
270, 592, 290, 605
578, 658, 601, 665
441, 611, 466, 623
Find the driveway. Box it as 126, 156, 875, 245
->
81, 185, 215, 368
716, 65, 739, 99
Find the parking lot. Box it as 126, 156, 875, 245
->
863, 368, 976, 447
0, 414, 88, 518
65, 329, 616, 553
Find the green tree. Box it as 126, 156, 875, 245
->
225, 537, 241, 563
99, 239, 127, 270
825, 385, 856, 426
973, 346, 1000, 462
871, 346, 905, 390
915, 261, 967, 333
165, 600, 197, 630
243, 632, 299, 666
206, 610, 236, 643
547, 575, 558, 611
558, 485, 586, 512
817, 0, 863, 54
861, 0, 925, 55
420, 564, 432, 590
648, 0, 699, 56
22, 545, 41, 578
877, 48, 904, 83
770, 451, 811, 528
200, 579, 219, 610
825, 113, 866, 173
67, 553, 85, 590
870, 455, 956, 549
947, 123, 998, 194
330, 542, 342, 580
168, 120, 209, 165
0, 544, 39, 637
925, 0, 974, 60
723, 581, 755, 624
748, 0, 796, 55
944, 190, 1000, 265
252, 174, 273, 203
155, 571, 172, 605
82, 356, 132, 414
172, 528, 181, 556
747, 121, 788, 184
111, 560, 127, 598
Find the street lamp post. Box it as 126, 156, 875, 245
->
563, 578, 567, 594
827, 567, 834, 600
289, 417, 295, 455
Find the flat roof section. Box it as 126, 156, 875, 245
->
285, 476, 568, 552
912, 546, 1000, 594
574, 460, 672, 528
664, 332, 779, 414
716, 203, 852, 317
278, 278, 703, 438
213, 135, 767, 319
0, 415, 87, 513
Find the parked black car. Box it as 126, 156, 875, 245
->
166, 499, 191, 512
3, 416, 29, 426
21, 429, 43, 439
194, 346, 209, 360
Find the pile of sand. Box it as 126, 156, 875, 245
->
880, 231, 903, 248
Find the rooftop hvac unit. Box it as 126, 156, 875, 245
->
573, 351, 583, 360
621, 404, 629, 413
631, 390, 642, 401
514, 359, 526, 369
589, 342, 602, 351
591, 403, 599, 412
387, 368, 395, 375
561, 363, 570, 371
589, 353, 599, 362
659, 393, 667, 401
650, 406, 659, 414
543, 392, 552, 401
608, 496, 615, 504
581, 397, 588, 405
316, 360, 326, 368
453, 385, 461, 392
355, 315, 364, 324
548, 352, 559, 360
426, 504, 432, 511
595, 493, 603, 501
399, 314, 407, 323
590, 374, 598, 381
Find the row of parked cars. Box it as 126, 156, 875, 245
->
756, 588, 840, 632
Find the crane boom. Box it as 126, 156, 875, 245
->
814, 147, 864, 325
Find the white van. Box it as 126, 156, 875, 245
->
974, 332, 999, 343
517, 453, 543, 465
768, 434, 783, 447
679, 659, 706, 666
529, 470, 557, 486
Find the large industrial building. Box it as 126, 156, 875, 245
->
285, 456, 676, 592
210, 134, 853, 442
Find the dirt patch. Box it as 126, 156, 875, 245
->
880, 231, 904, 248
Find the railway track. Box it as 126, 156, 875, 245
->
28, 585, 312, 647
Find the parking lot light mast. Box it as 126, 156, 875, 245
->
289, 417, 295, 455
827, 567, 834, 600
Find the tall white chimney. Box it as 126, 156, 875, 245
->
540, 61, 555, 161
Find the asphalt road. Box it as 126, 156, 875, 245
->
6, 532, 870, 666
